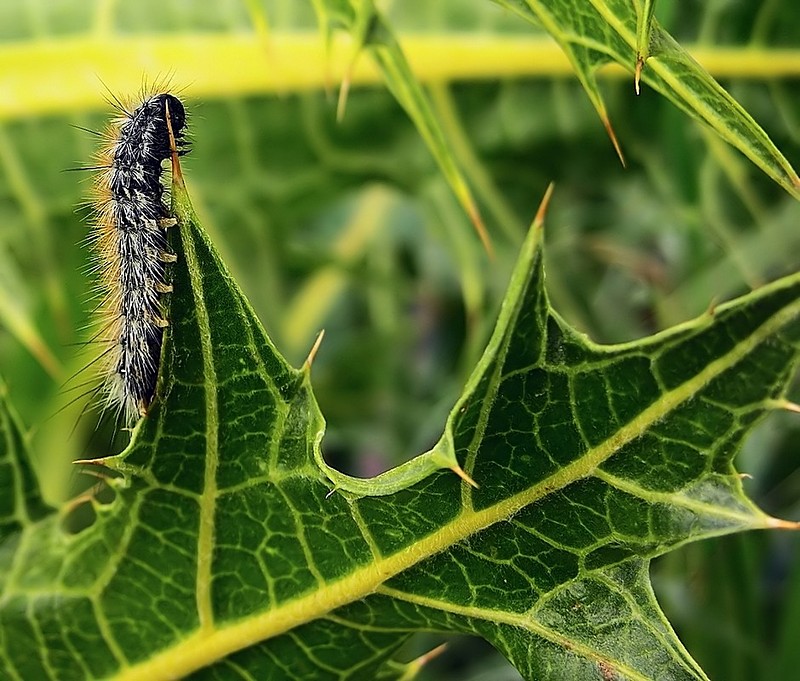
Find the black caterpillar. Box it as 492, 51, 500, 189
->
90, 92, 188, 424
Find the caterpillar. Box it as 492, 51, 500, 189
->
88, 91, 189, 425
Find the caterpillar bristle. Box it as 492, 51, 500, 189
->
64, 165, 113, 173
69, 123, 105, 137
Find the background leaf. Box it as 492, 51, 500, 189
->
495, 0, 800, 196
311, 0, 493, 253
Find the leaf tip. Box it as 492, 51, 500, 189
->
73, 456, 112, 467
450, 464, 479, 489
337, 48, 361, 123
533, 182, 556, 230
415, 642, 448, 668
634, 55, 645, 96
304, 329, 326, 371
766, 516, 800, 531
336, 74, 351, 122
71, 459, 122, 502
764, 398, 800, 414
602, 116, 627, 168
467, 202, 494, 260
60, 485, 103, 517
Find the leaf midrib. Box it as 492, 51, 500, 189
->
112, 280, 800, 681
177, 198, 219, 632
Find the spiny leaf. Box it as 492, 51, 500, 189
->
496, 0, 800, 196
311, 0, 493, 254
1, 162, 799, 678
633, 0, 657, 93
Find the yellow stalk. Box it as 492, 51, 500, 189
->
2, 33, 799, 119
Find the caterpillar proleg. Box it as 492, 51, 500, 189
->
89, 91, 189, 425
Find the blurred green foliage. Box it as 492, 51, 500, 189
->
0, 0, 798, 678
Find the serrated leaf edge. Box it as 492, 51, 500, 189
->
113, 221, 800, 679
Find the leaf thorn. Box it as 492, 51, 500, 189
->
533, 182, 556, 230
60, 484, 104, 514
450, 464, 479, 489
764, 398, 800, 414
468, 201, 495, 261
414, 642, 448, 667
304, 329, 326, 371
325, 486, 338, 499
602, 116, 627, 168
337, 54, 358, 122
73, 456, 112, 466
634, 54, 645, 95
766, 517, 800, 530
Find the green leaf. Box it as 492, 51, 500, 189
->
312, 0, 493, 253
2, 163, 799, 679
495, 0, 800, 197
0, 379, 50, 548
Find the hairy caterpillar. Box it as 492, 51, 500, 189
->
88, 91, 189, 425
